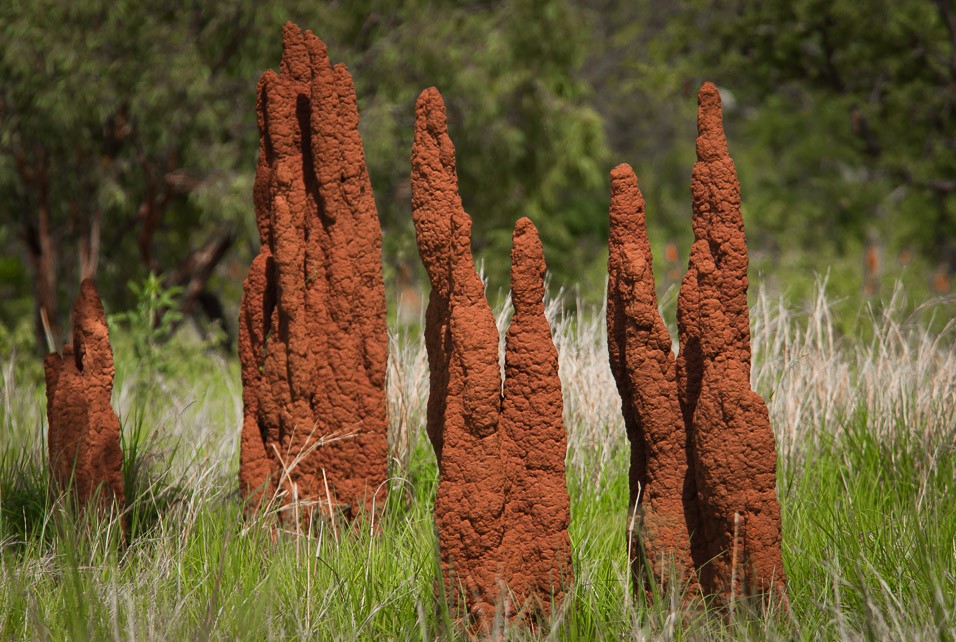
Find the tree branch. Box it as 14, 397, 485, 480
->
162, 228, 235, 345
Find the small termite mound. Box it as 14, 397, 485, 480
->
44, 279, 124, 511
607, 163, 699, 597
608, 83, 786, 608
683, 83, 786, 603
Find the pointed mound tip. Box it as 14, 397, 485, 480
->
511, 217, 545, 309
415, 87, 449, 138
608, 162, 646, 241
280, 22, 311, 83
696, 82, 728, 161
513, 216, 538, 238
698, 82, 721, 109
610, 163, 638, 191
511, 217, 544, 275
79, 277, 98, 295
416, 87, 445, 116
75, 278, 105, 324
301, 28, 328, 66
282, 21, 301, 41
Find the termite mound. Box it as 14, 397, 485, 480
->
44, 279, 125, 511
412, 87, 572, 632
608, 82, 786, 606
238, 23, 389, 525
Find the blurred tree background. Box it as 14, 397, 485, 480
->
1, 0, 953, 354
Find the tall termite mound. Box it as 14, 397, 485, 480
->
607, 165, 699, 593
44, 279, 124, 510
684, 83, 785, 601
238, 23, 388, 524
608, 83, 786, 604
412, 87, 572, 629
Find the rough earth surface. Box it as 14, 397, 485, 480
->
684, 83, 785, 601
44, 279, 124, 510
607, 164, 698, 595
608, 83, 786, 605
412, 87, 572, 630
238, 23, 388, 525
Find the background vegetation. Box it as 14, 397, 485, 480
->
1, 3, 954, 638
2, 0, 954, 352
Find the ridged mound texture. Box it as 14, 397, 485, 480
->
412, 87, 572, 631
44, 279, 124, 511
238, 23, 388, 525
608, 83, 786, 606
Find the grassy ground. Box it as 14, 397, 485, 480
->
0, 283, 953, 640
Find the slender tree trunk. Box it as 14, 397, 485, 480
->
78, 207, 101, 281
23, 151, 62, 352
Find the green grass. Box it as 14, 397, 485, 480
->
0, 284, 953, 640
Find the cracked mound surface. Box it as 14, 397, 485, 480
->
44, 279, 124, 510
412, 87, 572, 630
238, 22, 388, 524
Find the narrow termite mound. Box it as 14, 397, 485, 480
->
608, 83, 786, 605
412, 87, 572, 630
500, 217, 573, 618
684, 83, 785, 600
43, 279, 124, 510
606, 164, 698, 595
238, 23, 388, 524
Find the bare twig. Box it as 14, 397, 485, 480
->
729, 511, 741, 619
40, 306, 56, 355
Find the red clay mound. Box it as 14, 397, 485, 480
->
684, 83, 785, 601
412, 87, 572, 630
238, 23, 388, 525
607, 164, 699, 595
608, 83, 786, 606
500, 217, 573, 620
44, 279, 124, 510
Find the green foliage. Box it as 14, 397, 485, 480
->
784, 419, 956, 638
332, 0, 610, 290
0, 224, 33, 331
573, 0, 956, 311
648, 0, 956, 275
0, 1, 304, 332
2, 0, 953, 333
0, 0, 611, 326
0, 317, 37, 364
0, 446, 49, 549
108, 273, 184, 378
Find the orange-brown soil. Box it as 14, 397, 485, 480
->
238, 23, 388, 525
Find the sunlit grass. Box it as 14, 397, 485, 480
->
0, 282, 953, 640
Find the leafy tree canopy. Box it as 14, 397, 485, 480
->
0, 0, 608, 349
1, 0, 952, 351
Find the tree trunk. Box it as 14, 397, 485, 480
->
20, 150, 62, 353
